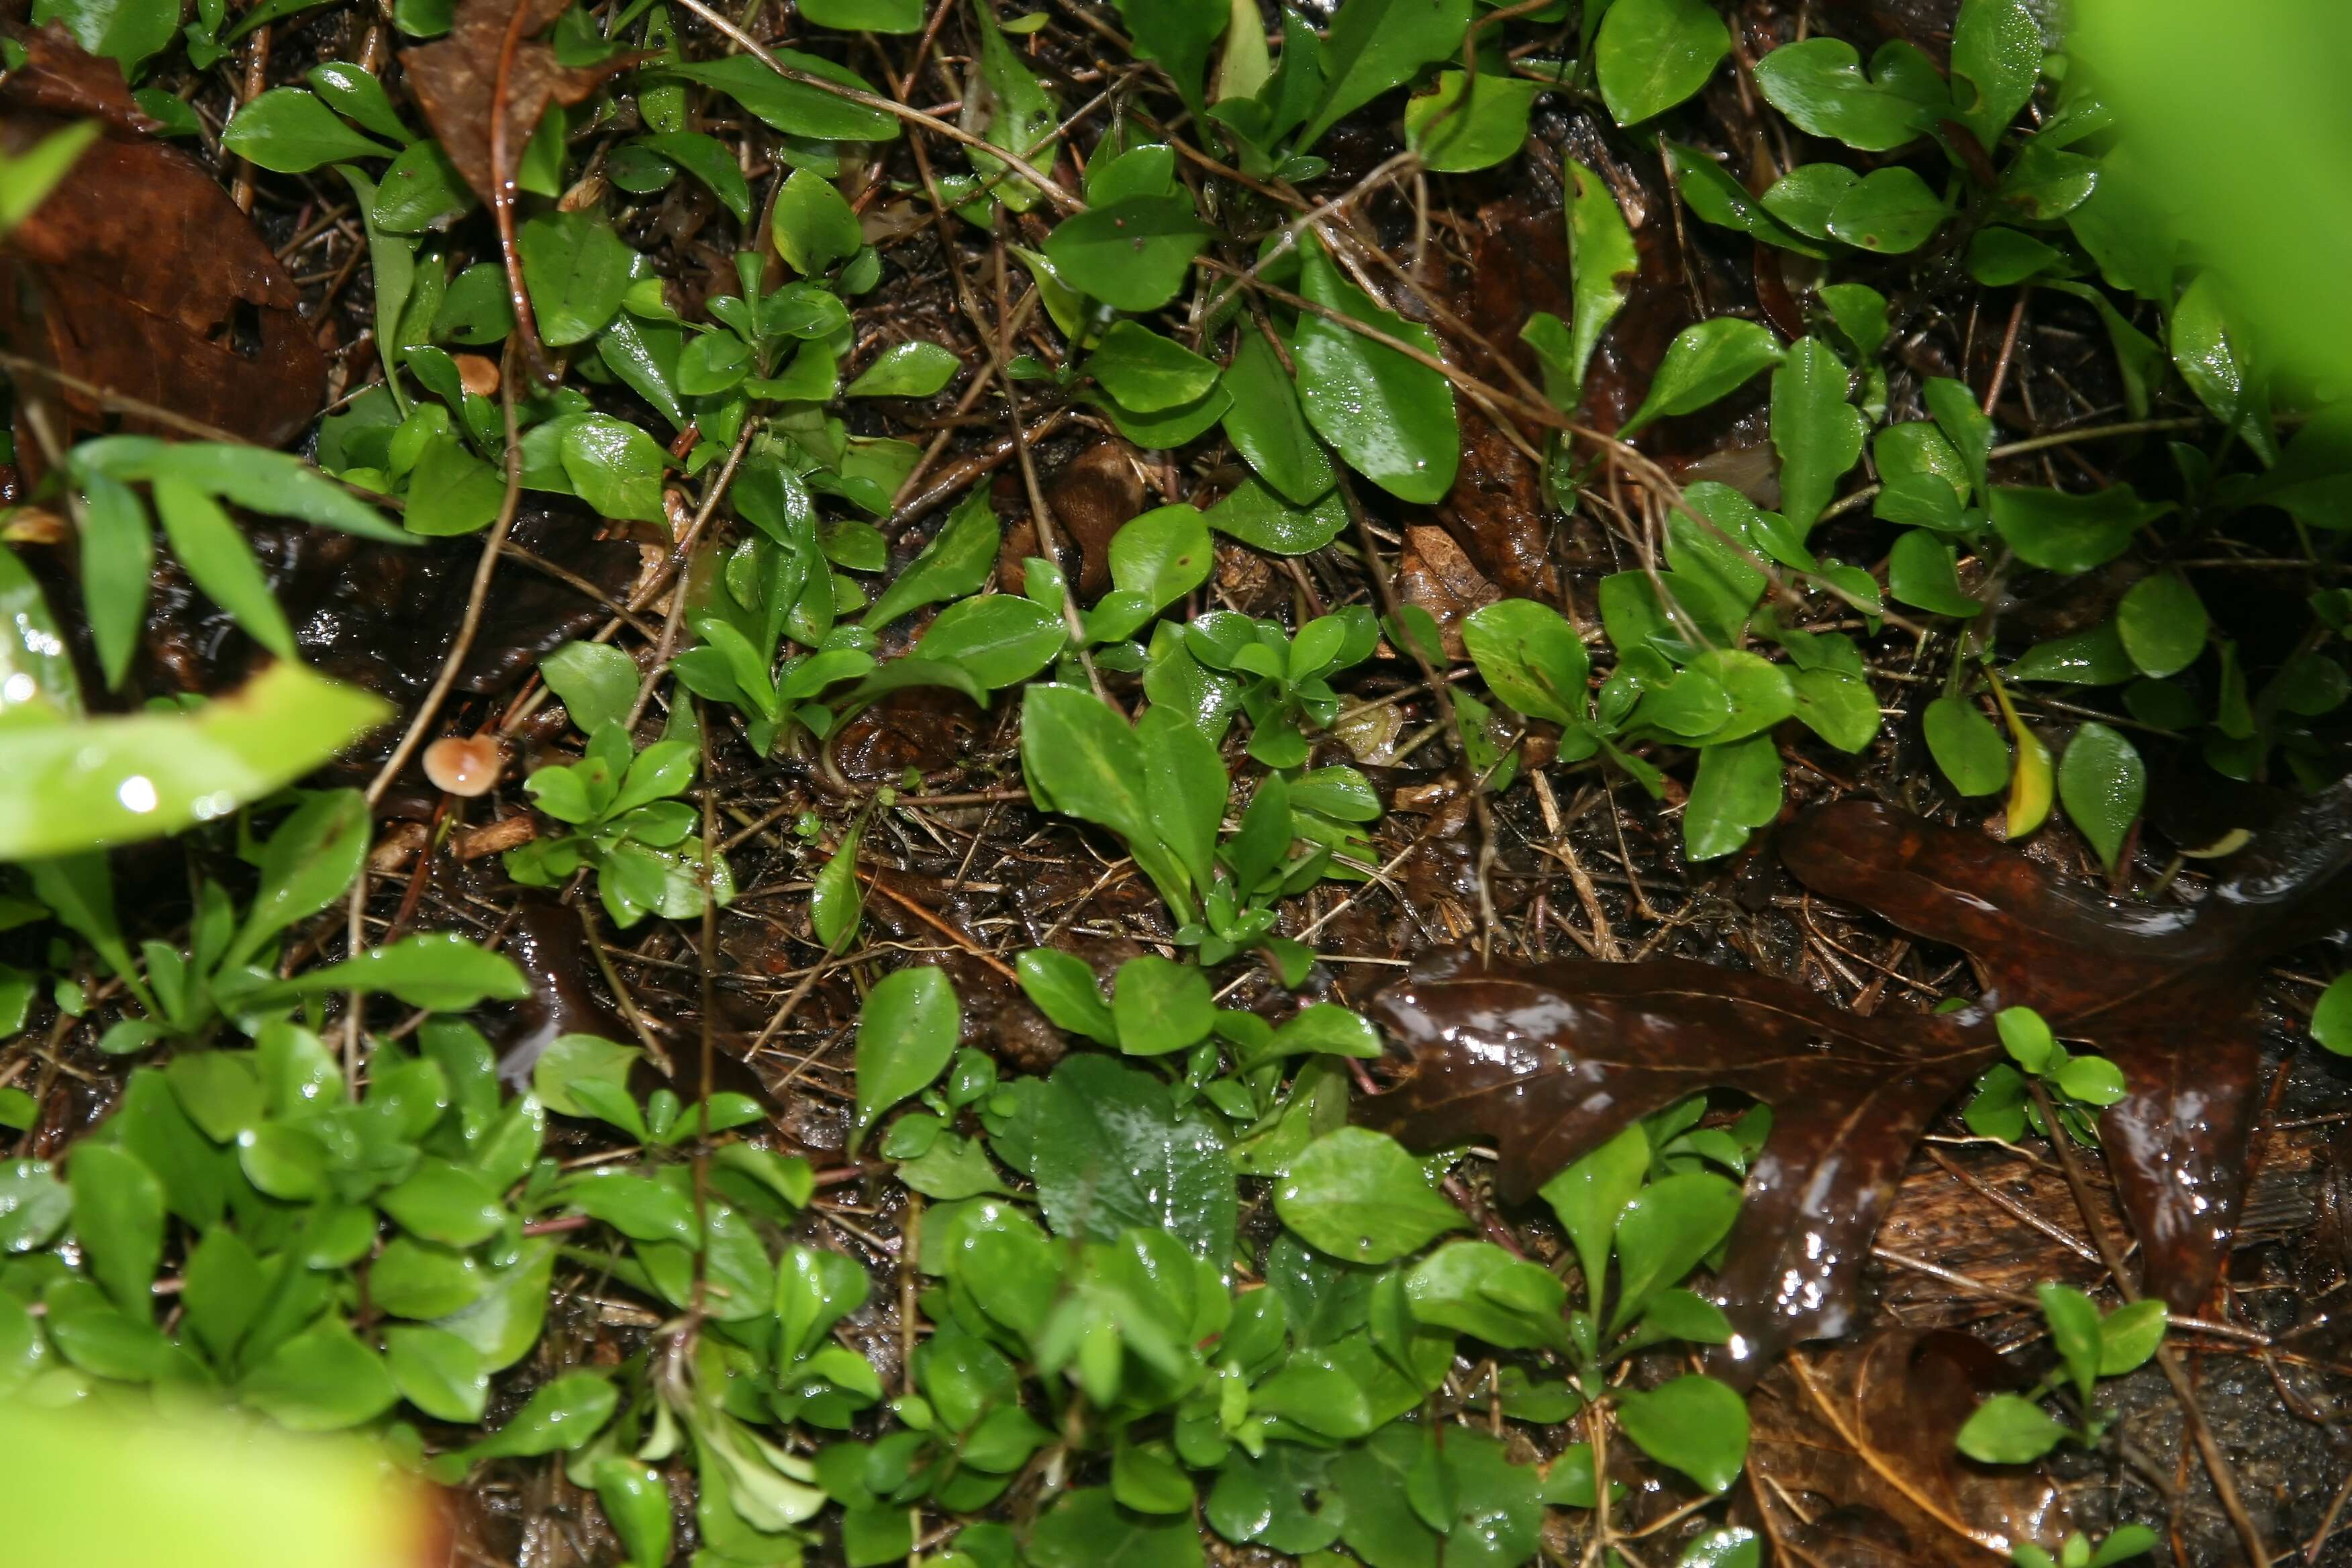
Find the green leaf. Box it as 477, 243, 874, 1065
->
1616, 1375, 1749, 1493
226, 788, 369, 971
847, 340, 959, 397
235, 932, 529, 1012
1288, 239, 1459, 504
1752, 38, 1944, 152
1032, 1054, 1235, 1260
639, 130, 754, 223
1088, 322, 1222, 413
1665, 140, 1821, 258
381, 1158, 507, 1246
540, 642, 640, 735
1404, 1240, 1568, 1350
667, 53, 901, 142
560, 414, 669, 524
371, 140, 472, 234
1222, 330, 1336, 506
1618, 318, 1783, 440
1462, 599, 1589, 726
222, 87, 395, 172
917, 595, 1067, 688
1595, 0, 1728, 126
863, 489, 1000, 628
0, 1160, 72, 1253
2006, 624, 2135, 686
1824, 166, 1948, 254
2314, 975, 2352, 1056
1771, 338, 1866, 530
1683, 733, 1781, 860
403, 436, 505, 537
1020, 685, 1194, 916
852, 965, 960, 1148
182, 1225, 267, 1364
1924, 695, 2010, 796
1539, 1124, 1645, 1308
1277, 1126, 1467, 1265
154, 479, 295, 658
1888, 530, 1983, 618
1610, 1171, 1742, 1329
1404, 71, 1540, 171
240, 1316, 401, 1431
2057, 722, 2145, 874
1561, 158, 1638, 408
373, 1237, 489, 1319
773, 168, 863, 275
72, 469, 152, 691
33, 0, 179, 69
2097, 1299, 2167, 1377
1332, 1424, 1542, 1568
1016, 948, 1118, 1045
2055, 1052, 2128, 1108
518, 211, 636, 347
1950, 0, 2041, 150
969, 3, 1059, 210
1112, 955, 1216, 1056
468, 1369, 619, 1459
1955, 1392, 2065, 1463
1989, 485, 2171, 575
1205, 477, 1348, 553
1297, 0, 1471, 151
810, 826, 865, 953
70, 1143, 163, 1314
799, 0, 922, 30
2115, 573, 2207, 679
1043, 195, 1210, 312
1028, 1488, 1203, 1568
385, 1324, 489, 1422
434, 1242, 555, 1373
1110, 505, 1215, 611
1111, 0, 1226, 116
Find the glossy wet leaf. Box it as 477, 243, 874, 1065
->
1683, 734, 1781, 860
2115, 573, 2207, 679
234, 932, 528, 1012
852, 965, 959, 1148
1043, 195, 1211, 312
1112, 955, 1216, 1056
1031, 1054, 1235, 1261
668, 52, 901, 142
1924, 694, 2010, 797
1888, 530, 1983, 618
0, 662, 390, 861
1771, 338, 1866, 530
1463, 599, 1589, 726
1404, 71, 1538, 172
1618, 318, 1783, 440
1753, 38, 1944, 152
1823, 166, 1947, 254
2057, 722, 2145, 873
1287, 240, 1459, 503
1595, 0, 1728, 126
1617, 1375, 1749, 1493
222, 87, 397, 172
1088, 322, 1221, 413
518, 211, 635, 346
1276, 1126, 1467, 1265
1296, 0, 1471, 151
1561, 157, 1638, 407
916, 595, 1067, 688
863, 490, 1000, 628
846, 340, 959, 397
1990, 484, 2171, 575
773, 168, 862, 275
1951, 0, 2042, 150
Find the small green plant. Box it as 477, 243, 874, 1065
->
1957, 1283, 2167, 1463
2013, 1526, 2159, 1568
505, 722, 734, 927
1183, 605, 1378, 767
1963, 1005, 2130, 1146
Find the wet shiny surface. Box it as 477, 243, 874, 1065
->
1363, 785, 2352, 1379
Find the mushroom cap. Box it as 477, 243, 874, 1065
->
424, 734, 504, 797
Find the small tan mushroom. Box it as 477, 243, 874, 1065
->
452, 352, 501, 398
423, 734, 505, 797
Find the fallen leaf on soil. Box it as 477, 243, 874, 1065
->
0, 23, 326, 454
1398, 524, 1498, 658
1363, 784, 2352, 1377
1744, 1329, 2067, 1566
1363, 945, 1996, 1377
403, 0, 613, 203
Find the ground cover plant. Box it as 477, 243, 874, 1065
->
4, 0, 2352, 1563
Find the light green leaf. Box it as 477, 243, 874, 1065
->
1275, 1126, 1467, 1265
1595, 0, 1728, 126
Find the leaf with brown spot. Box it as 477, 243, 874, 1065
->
0, 23, 326, 455
1745, 1330, 2069, 1566
403, 0, 615, 204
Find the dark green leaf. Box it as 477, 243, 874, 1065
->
1924, 694, 2010, 796
863, 489, 1000, 628
1222, 329, 1336, 506
222, 87, 395, 172
852, 965, 960, 1146
1297, 0, 1471, 151
1043, 195, 1210, 312
1561, 158, 1638, 406
2115, 573, 2207, 679
1288, 240, 1459, 503
1752, 38, 1944, 152
668, 53, 901, 142
1616, 1375, 1749, 1493
1112, 955, 1216, 1056
1618, 318, 1783, 440
1404, 71, 1540, 171
1683, 733, 1781, 860
1595, 0, 1728, 126
2057, 722, 2144, 873
1032, 1054, 1235, 1260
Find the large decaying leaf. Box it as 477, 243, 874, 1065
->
403, 0, 616, 203
0, 23, 326, 453
1747, 1330, 2068, 1565
1363, 786, 2352, 1379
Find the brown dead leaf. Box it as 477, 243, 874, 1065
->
1045, 441, 1144, 601
1745, 1330, 2067, 1567
1398, 524, 1498, 658
0, 23, 326, 453
403, 0, 611, 204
